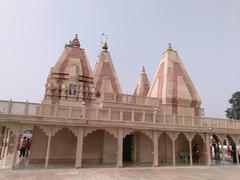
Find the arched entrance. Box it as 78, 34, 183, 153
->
158, 132, 172, 166
28, 126, 47, 168
210, 134, 221, 165
192, 134, 204, 165
82, 129, 117, 167
222, 135, 237, 165
175, 133, 190, 165
123, 131, 153, 167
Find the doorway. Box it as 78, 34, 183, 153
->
123, 135, 133, 162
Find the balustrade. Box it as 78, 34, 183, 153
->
0, 100, 240, 130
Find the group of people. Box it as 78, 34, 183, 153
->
19, 137, 31, 158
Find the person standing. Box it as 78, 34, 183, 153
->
19, 137, 27, 157
26, 138, 31, 157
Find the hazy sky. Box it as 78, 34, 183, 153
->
0, 0, 239, 118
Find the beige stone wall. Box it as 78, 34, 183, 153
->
139, 133, 152, 163
102, 132, 117, 163
83, 130, 117, 164
49, 128, 76, 163
29, 126, 47, 163
158, 133, 173, 163
83, 130, 104, 163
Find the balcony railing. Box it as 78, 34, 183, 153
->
100, 92, 160, 106
0, 100, 240, 129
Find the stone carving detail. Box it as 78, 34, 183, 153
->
167, 132, 179, 141
39, 126, 63, 137
185, 132, 195, 142
84, 127, 117, 139
68, 127, 78, 137
123, 129, 153, 141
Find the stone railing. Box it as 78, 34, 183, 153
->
100, 92, 160, 106
0, 100, 240, 129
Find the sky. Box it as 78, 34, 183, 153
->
0, 0, 239, 118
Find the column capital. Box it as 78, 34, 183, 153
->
40, 126, 62, 137
231, 135, 240, 145
168, 132, 178, 141
185, 132, 195, 142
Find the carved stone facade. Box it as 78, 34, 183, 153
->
0, 35, 240, 169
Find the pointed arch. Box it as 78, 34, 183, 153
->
158, 132, 173, 166
84, 127, 117, 139
123, 129, 153, 141
82, 129, 117, 167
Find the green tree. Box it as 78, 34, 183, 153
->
225, 91, 240, 120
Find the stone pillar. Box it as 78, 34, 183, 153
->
189, 141, 192, 166
172, 139, 176, 166
75, 127, 84, 168
1, 128, 8, 159
0, 126, 4, 159
153, 131, 159, 167
4, 129, 10, 157
11, 135, 20, 169
220, 141, 225, 165
0, 134, 2, 159
186, 133, 194, 166
45, 134, 52, 168
233, 137, 239, 165
7, 132, 14, 155
169, 132, 177, 166
236, 144, 239, 165
11, 126, 22, 170
205, 134, 211, 166
116, 128, 123, 168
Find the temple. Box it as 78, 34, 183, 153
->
0, 35, 240, 169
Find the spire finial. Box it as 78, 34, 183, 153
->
142, 66, 145, 74
141, 66, 145, 74
101, 33, 109, 51
70, 34, 80, 48
102, 41, 108, 51
168, 43, 172, 50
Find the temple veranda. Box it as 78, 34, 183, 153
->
0, 35, 240, 169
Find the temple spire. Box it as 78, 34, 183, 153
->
148, 45, 202, 116
133, 66, 150, 96
94, 40, 122, 95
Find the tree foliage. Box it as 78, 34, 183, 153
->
225, 91, 240, 120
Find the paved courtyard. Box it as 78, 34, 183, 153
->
0, 166, 240, 180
